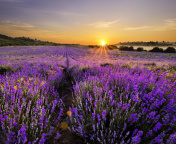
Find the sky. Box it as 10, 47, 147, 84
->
0, 0, 176, 45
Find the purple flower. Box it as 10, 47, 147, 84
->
131, 135, 141, 144
147, 111, 157, 119
93, 102, 97, 107
92, 113, 95, 120
49, 126, 54, 135
18, 124, 26, 134
122, 103, 130, 110
153, 122, 162, 132
147, 130, 153, 137
14, 122, 18, 127
137, 131, 143, 136
55, 133, 61, 140
0, 114, 4, 121
93, 124, 95, 131
77, 126, 83, 135
167, 132, 176, 143
102, 110, 107, 120
17, 124, 27, 143
4, 115, 8, 119
11, 132, 15, 135
39, 133, 47, 144
45, 118, 48, 125
129, 113, 139, 123
97, 114, 101, 121
154, 135, 163, 143
40, 107, 46, 123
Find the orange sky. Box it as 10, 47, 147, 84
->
0, 0, 176, 45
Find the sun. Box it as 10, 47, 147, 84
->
101, 40, 106, 46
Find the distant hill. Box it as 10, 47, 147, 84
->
0, 34, 61, 46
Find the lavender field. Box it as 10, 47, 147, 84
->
0, 46, 176, 144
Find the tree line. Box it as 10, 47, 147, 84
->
0, 34, 60, 46
118, 46, 176, 53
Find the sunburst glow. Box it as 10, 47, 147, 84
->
101, 41, 105, 46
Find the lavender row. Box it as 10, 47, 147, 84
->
0, 46, 176, 143
0, 64, 64, 143
69, 65, 176, 144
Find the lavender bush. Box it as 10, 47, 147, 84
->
0, 65, 64, 143
69, 65, 176, 143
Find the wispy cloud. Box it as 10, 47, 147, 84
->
154, 18, 176, 31
0, 20, 67, 37
0, 20, 34, 31
123, 18, 176, 31
124, 26, 150, 31
58, 11, 84, 16
89, 20, 119, 28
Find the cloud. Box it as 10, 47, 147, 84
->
123, 18, 176, 31
58, 11, 84, 16
0, 20, 67, 38
40, 10, 85, 18
124, 26, 150, 31
154, 18, 176, 31
0, 20, 34, 30
89, 20, 119, 28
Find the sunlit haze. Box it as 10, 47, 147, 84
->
0, 0, 176, 44
101, 41, 105, 46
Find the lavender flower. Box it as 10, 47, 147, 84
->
102, 110, 107, 120
54, 133, 61, 140
153, 122, 162, 132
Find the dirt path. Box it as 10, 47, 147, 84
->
55, 52, 84, 144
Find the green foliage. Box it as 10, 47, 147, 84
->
144, 63, 156, 66
16, 66, 23, 71
0, 34, 60, 46
149, 47, 164, 52
100, 63, 113, 67
155, 67, 167, 72
119, 46, 134, 51
0, 65, 14, 75
88, 45, 100, 48
164, 47, 176, 53
81, 67, 91, 73
120, 64, 131, 69
168, 65, 176, 71
137, 47, 144, 52
149, 46, 176, 53
0, 65, 23, 75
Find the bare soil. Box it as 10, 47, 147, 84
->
54, 68, 84, 144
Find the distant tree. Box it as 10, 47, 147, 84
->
88, 45, 95, 48
119, 46, 134, 51
164, 47, 176, 53
128, 46, 134, 51
0, 34, 61, 46
119, 46, 128, 51
137, 47, 144, 52
149, 47, 164, 52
